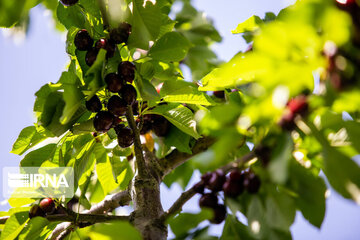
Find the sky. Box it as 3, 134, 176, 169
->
0, 0, 360, 239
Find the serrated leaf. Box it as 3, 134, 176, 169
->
145, 103, 201, 139
57, 3, 85, 30
148, 32, 191, 62
164, 125, 192, 154
232, 15, 263, 34
221, 215, 255, 240
160, 80, 215, 106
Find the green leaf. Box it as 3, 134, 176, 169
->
18, 217, 50, 240
247, 196, 268, 239
94, 143, 119, 195
168, 209, 213, 237
344, 121, 360, 154
164, 125, 192, 154
290, 162, 326, 228
11, 126, 48, 155
109, 156, 133, 189
128, 0, 163, 49
0, 0, 39, 28
160, 80, 215, 106
163, 162, 193, 189
232, 15, 263, 34
0, 212, 28, 240
20, 144, 57, 167
148, 32, 191, 62
88, 221, 142, 240
267, 133, 293, 184
57, 3, 85, 30
221, 215, 255, 240
145, 104, 201, 139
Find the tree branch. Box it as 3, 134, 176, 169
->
126, 106, 148, 178
48, 190, 131, 240
159, 136, 216, 177
160, 151, 256, 220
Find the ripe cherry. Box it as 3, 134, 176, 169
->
115, 125, 134, 148
93, 111, 114, 133
95, 38, 116, 59
213, 91, 225, 99
60, 0, 79, 6
86, 95, 102, 112
110, 22, 132, 44
199, 193, 218, 209
85, 48, 99, 66
223, 178, 244, 198
152, 115, 170, 137
74, 29, 93, 51
105, 73, 123, 93
118, 61, 136, 83
29, 205, 45, 219
39, 198, 55, 214
207, 170, 226, 192
278, 111, 296, 131
244, 172, 261, 194
107, 95, 127, 117
211, 204, 227, 224
119, 84, 137, 105
287, 95, 308, 116
201, 172, 213, 184
139, 116, 153, 135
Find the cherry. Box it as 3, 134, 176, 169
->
244, 172, 261, 194
119, 84, 137, 105
74, 29, 93, 51
105, 73, 123, 93
107, 95, 128, 117
278, 111, 296, 131
152, 115, 170, 137
201, 172, 213, 184
109, 22, 132, 44
39, 198, 55, 214
93, 111, 114, 133
211, 204, 227, 224
86, 95, 102, 112
85, 48, 99, 66
193, 182, 205, 194
287, 95, 308, 116
118, 61, 136, 83
223, 178, 244, 198
207, 170, 226, 192
213, 91, 225, 99
254, 145, 272, 166
115, 125, 134, 148
95, 38, 116, 59
29, 205, 45, 219
199, 193, 218, 209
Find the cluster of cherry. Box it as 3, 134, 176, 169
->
74, 22, 131, 66
194, 169, 261, 224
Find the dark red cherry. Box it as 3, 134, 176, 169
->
211, 204, 227, 224
107, 95, 128, 117
223, 178, 244, 198
207, 170, 226, 192
199, 193, 218, 209
105, 73, 123, 93
287, 95, 308, 116
95, 38, 116, 59
85, 48, 99, 66
86, 95, 102, 112
74, 29, 93, 51
244, 172, 261, 194
39, 198, 55, 214
119, 84, 137, 105
29, 205, 46, 219
93, 111, 114, 133
213, 91, 225, 99
152, 115, 170, 137
109, 22, 132, 44
201, 172, 213, 184
115, 125, 134, 148
118, 61, 136, 83
60, 0, 79, 6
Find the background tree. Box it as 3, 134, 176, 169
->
1, 0, 360, 239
